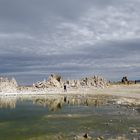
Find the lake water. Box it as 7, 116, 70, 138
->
0, 95, 139, 140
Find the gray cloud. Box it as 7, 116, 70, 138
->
0, 0, 140, 84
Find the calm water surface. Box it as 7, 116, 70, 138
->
0, 95, 139, 140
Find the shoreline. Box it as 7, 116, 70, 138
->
0, 84, 140, 111
0, 84, 140, 99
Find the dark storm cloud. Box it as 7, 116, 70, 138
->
0, 0, 140, 84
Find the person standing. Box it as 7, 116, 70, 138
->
64, 84, 67, 92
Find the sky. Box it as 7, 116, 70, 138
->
0, 0, 140, 85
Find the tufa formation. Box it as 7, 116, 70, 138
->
33, 74, 108, 89
0, 77, 18, 92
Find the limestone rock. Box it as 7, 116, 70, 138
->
0, 77, 18, 92
47, 74, 62, 88
121, 76, 129, 84
33, 74, 62, 88
66, 76, 108, 88
130, 129, 138, 133
33, 74, 108, 89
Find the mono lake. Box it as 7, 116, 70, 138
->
0, 95, 139, 140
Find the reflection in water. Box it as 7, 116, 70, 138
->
33, 98, 63, 111
33, 96, 108, 111
0, 97, 17, 109
0, 95, 108, 110
0, 95, 139, 140
136, 108, 140, 113
1, 95, 139, 113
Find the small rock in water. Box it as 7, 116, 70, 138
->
57, 135, 62, 139
83, 133, 88, 138
74, 133, 92, 140
105, 122, 110, 126
96, 136, 104, 140
99, 136, 104, 140
130, 129, 138, 134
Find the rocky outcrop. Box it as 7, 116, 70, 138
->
121, 76, 135, 84
33, 74, 62, 88
33, 74, 108, 89
66, 76, 108, 88
0, 77, 18, 92
121, 76, 129, 84
47, 74, 62, 88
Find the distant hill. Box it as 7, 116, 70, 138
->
136, 80, 140, 83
